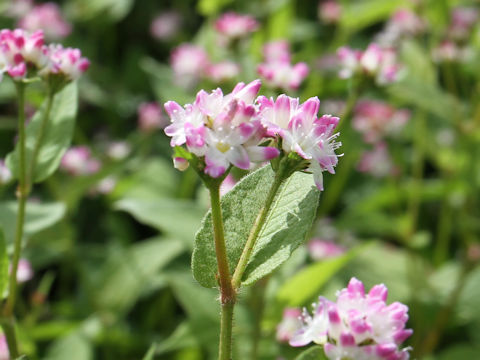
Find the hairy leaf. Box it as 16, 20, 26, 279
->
193, 165, 319, 288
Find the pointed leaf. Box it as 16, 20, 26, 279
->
7, 82, 78, 183
193, 165, 319, 288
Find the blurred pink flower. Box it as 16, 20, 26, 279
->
0, 160, 12, 185
337, 44, 401, 84
18, 3, 71, 40
214, 12, 258, 40
61, 146, 101, 176
263, 40, 291, 63
318, 0, 342, 24
353, 100, 410, 143
377, 9, 426, 46
0, 334, 8, 360
449, 7, 478, 40
150, 11, 182, 41
432, 40, 471, 63
277, 308, 303, 342
92, 176, 117, 195
106, 141, 131, 160
205, 61, 240, 83
137, 102, 166, 132
308, 239, 345, 260
10, 258, 33, 283
357, 142, 397, 178
258, 41, 309, 91
170, 43, 209, 87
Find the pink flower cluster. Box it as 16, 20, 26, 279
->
137, 102, 166, 132
318, 0, 342, 24
357, 142, 397, 178
377, 9, 426, 46
337, 43, 401, 84
257, 40, 309, 91
449, 7, 478, 41
0, 28, 89, 82
353, 100, 410, 144
214, 12, 259, 41
170, 44, 239, 87
60, 146, 100, 176
150, 11, 182, 41
290, 278, 412, 360
18, 2, 71, 40
164, 80, 342, 191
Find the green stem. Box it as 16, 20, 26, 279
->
28, 91, 55, 185
207, 183, 235, 360
0, 319, 18, 358
209, 184, 235, 304
2, 82, 29, 358
231, 169, 286, 289
219, 302, 234, 360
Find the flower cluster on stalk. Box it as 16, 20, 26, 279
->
0, 28, 89, 84
337, 43, 401, 84
289, 278, 412, 360
164, 80, 342, 191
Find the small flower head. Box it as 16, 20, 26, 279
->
137, 101, 166, 132
449, 7, 478, 40
214, 12, 259, 41
289, 278, 413, 360
106, 141, 131, 160
257, 95, 341, 191
43, 44, 90, 82
18, 3, 72, 40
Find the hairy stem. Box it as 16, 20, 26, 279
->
231, 169, 286, 289
208, 183, 235, 360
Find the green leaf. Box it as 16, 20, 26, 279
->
192, 165, 319, 288
45, 332, 92, 360
0, 228, 8, 298
114, 198, 204, 246
340, 0, 405, 32
197, 0, 233, 16
388, 76, 464, 124
143, 343, 157, 360
437, 344, 480, 360
295, 346, 327, 360
93, 237, 184, 312
400, 40, 436, 84
277, 243, 372, 306
71, 0, 134, 21
267, 1, 295, 40
6, 83, 78, 183
0, 202, 66, 244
